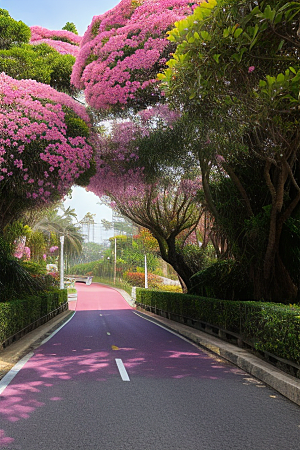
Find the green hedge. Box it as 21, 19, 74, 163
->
0, 289, 67, 344
136, 289, 300, 365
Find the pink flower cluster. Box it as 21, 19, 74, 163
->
71, 0, 199, 110
30, 26, 82, 45
31, 39, 80, 57
88, 105, 179, 203
30, 26, 82, 56
13, 236, 27, 259
178, 178, 202, 197
49, 245, 59, 253
0, 73, 94, 204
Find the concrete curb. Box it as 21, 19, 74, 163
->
134, 308, 300, 407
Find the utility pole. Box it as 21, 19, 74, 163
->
114, 237, 117, 285
145, 254, 148, 288
60, 235, 65, 289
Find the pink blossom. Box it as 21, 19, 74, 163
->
248, 66, 255, 73
0, 73, 96, 208
71, 0, 202, 110
216, 154, 225, 163
31, 39, 80, 57
88, 104, 181, 204
30, 26, 82, 46
24, 247, 31, 260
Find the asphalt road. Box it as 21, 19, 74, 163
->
0, 283, 300, 450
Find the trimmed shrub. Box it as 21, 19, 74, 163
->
0, 288, 67, 344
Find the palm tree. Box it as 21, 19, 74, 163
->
25, 205, 84, 271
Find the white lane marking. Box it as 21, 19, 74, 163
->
41, 311, 76, 345
0, 352, 34, 395
115, 359, 130, 381
132, 311, 195, 345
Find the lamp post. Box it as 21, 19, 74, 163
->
145, 254, 148, 289
114, 237, 117, 285
60, 235, 65, 289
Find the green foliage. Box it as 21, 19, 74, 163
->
0, 43, 76, 93
0, 289, 67, 344
62, 22, 78, 35
65, 115, 90, 138
62, 113, 96, 186
48, 51, 76, 93
0, 8, 30, 49
189, 260, 254, 300
27, 231, 47, 262
69, 260, 101, 276
3, 221, 31, 254
75, 159, 97, 187
180, 243, 207, 274
0, 235, 45, 302
158, 0, 300, 301
279, 213, 300, 295
21, 260, 47, 276
91, 19, 101, 38
155, 284, 182, 293
136, 288, 300, 365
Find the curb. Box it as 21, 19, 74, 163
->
134, 308, 300, 407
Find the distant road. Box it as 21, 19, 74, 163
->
0, 283, 300, 449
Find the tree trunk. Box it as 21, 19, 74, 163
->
250, 252, 297, 302
165, 236, 194, 291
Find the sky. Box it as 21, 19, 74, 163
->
1, 0, 120, 239
1, 0, 119, 35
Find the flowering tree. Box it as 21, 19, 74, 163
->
0, 11, 79, 93
158, 0, 300, 301
71, 0, 203, 112
0, 73, 96, 230
87, 106, 202, 289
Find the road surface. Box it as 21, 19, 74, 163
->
0, 283, 300, 449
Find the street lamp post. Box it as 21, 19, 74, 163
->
114, 237, 117, 285
60, 235, 65, 289
145, 254, 148, 289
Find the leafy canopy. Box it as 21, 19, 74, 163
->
0, 8, 30, 49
